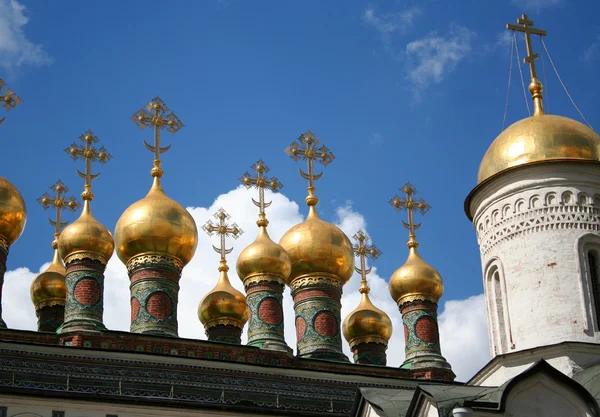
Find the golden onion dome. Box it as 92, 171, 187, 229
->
58, 200, 114, 263
30, 245, 66, 310
236, 225, 291, 284
389, 244, 443, 305
279, 206, 354, 285
199, 262, 249, 329
478, 114, 600, 185
342, 290, 392, 346
114, 177, 198, 266
0, 176, 26, 246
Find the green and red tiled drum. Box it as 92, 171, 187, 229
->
127, 254, 182, 337
400, 299, 454, 381
37, 305, 65, 332
244, 277, 289, 352
59, 256, 108, 333
291, 275, 348, 361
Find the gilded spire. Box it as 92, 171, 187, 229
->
199, 209, 248, 341
37, 180, 81, 247
131, 97, 184, 179
353, 230, 382, 294
0, 78, 22, 125
240, 159, 283, 227
284, 130, 335, 208
343, 230, 392, 364
32, 181, 80, 317
389, 182, 431, 248
65, 130, 112, 203
507, 14, 547, 116
59, 130, 114, 264
202, 208, 243, 269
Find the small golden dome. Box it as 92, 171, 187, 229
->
343, 290, 392, 347
58, 200, 114, 263
389, 245, 444, 305
114, 177, 198, 266
0, 176, 26, 246
236, 226, 291, 283
199, 262, 249, 329
30, 246, 66, 310
279, 206, 354, 285
478, 114, 600, 184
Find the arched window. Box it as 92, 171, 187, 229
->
485, 260, 513, 355
588, 249, 600, 329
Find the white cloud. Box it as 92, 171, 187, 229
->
0, 0, 52, 71
2, 186, 489, 382
368, 133, 384, 146
511, 0, 562, 11
405, 24, 475, 90
583, 35, 600, 63
362, 6, 422, 35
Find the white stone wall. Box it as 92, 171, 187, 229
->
468, 163, 600, 357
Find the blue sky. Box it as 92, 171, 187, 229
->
0, 0, 599, 379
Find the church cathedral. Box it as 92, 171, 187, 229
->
0, 13, 599, 417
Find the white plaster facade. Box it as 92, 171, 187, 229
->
467, 162, 600, 357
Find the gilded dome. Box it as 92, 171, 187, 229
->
279, 206, 354, 285
199, 263, 249, 329
236, 226, 291, 284
389, 245, 444, 305
478, 114, 600, 184
58, 200, 114, 263
30, 247, 66, 310
342, 291, 392, 347
0, 176, 26, 246
114, 178, 198, 266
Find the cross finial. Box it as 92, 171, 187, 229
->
507, 14, 547, 115
389, 182, 431, 247
285, 130, 336, 207
0, 79, 22, 125
131, 97, 184, 179
202, 208, 243, 270
65, 130, 112, 201
352, 230, 382, 294
37, 180, 81, 248
240, 159, 283, 227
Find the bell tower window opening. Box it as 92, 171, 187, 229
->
588, 249, 600, 330
486, 264, 508, 354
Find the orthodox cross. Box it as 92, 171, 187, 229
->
352, 230, 382, 294
0, 79, 22, 125
131, 97, 183, 178
506, 14, 547, 81
240, 159, 283, 226
37, 180, 80, 243
202, 208, 243, 263
284, 130, 335, 205
389, 182, 431, 244
65, 130, 112, 201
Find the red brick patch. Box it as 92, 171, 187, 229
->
296, 316, 306, 341
258, 297, 283, 325
146, 292, 173, 319
415, 316, 439, 343
131, 297, 140, 322
73, 277, 101, 305
314, 311, 337, 337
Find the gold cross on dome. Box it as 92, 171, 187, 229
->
0, 79, 22, 125
64, 130, 112, 201
285, 130, 335, 206
389, 182, 431, 244
37, 180, 81, 241
202, 208, 243, 262
506, 14, 547, 81
240, 159, 283, 226
352, 230, 382, 294
131, 97, 184, 178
